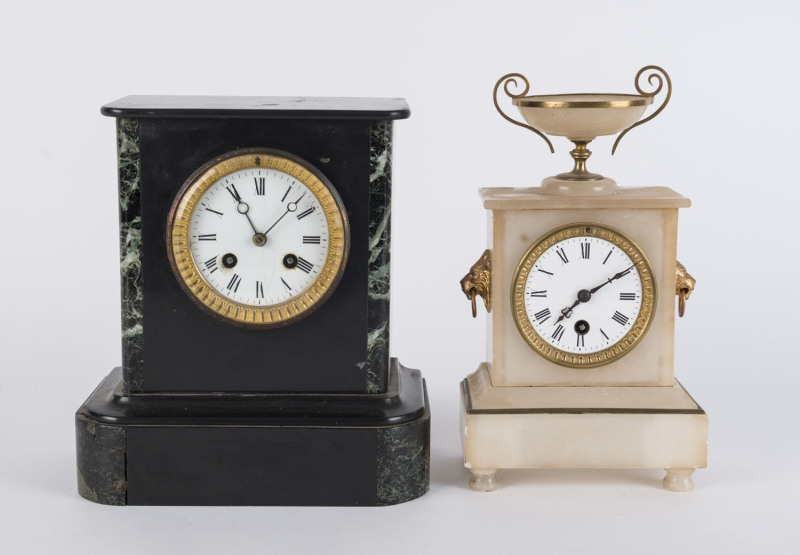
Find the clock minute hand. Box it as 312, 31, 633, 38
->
588, 264, 635, 295
263, 192, 306, 236
554, 264, 636, 325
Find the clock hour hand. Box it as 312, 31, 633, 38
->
554, 287, 593, 324
226, 184, 260, 236
554, 298, 581, 325
263, 192, 307, 236
237, 200, 260, 236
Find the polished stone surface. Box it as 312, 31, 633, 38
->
376, 373, 430, 505
480, 186, 691, 209
117, 118, 144, 392
102, 96, 410, 120
484, 187, 688, 386
75, 412, 126, 505
83, 98, 429, 506
76, 360, 430, 505
461, 364, 707, 489
366, 121, 393, 393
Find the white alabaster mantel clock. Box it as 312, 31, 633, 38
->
459, 66, 707, 492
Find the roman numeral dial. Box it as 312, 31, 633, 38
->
513, 224, 656, 367
168, 150, 349, 328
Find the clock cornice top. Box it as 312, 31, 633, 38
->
479, 186, 690, 210
101, 96, 410, 120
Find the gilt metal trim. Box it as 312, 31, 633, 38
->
493, 74, 555, 153
461, 250, 492, 318
612, 65, 672, 154
676, 261, 695, 317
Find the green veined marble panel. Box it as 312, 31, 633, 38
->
366, 121, 393, 393
117, 118, 144, 392
376, 396, 431, 505
75, 412, 127, 505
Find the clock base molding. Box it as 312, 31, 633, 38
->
75, 359, 430, 506
460, 363, 707, 491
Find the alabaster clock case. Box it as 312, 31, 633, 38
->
459, 67, 706, 493
483, 190, 685, 387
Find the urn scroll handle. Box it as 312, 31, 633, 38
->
612, 65, 672, 155
461, 250, 492, 318
493, 74, 555, 154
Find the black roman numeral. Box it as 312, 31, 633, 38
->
254, 177, 265, 196
534, 308, 551, 323
600, 328, 610, 340
556, 248, 569, 264
529, 290, 547, 298
620, 293, 636, 301
576, 334, 585, 347
537, 268, 554, 276
297, 257, 313, 273
198, 234, 216, 241
281, 187, 291, 202
603, 251, 612, 265
612, 311, 630, 326
205, 207, 223, 216
256, 280, 264, 298
581, 242, 590, 259
227, 274, 242, 293
226, 184, 241, 202
204, 256, 218, 274
280, 277, 292, 290
551, 324, 565, 342
296, 207, 315, 220
303, 235, 321, 244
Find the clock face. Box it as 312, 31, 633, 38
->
511, 223, 656, 368
167, 149, 349, 327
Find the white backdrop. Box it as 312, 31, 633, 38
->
1, 1, 798, 553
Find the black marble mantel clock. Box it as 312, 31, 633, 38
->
75, 96, 430, 506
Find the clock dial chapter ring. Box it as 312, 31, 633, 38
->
167, 149, 350, 328
510, 223, 656, 368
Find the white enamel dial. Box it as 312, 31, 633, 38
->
511, 224, 656, 368
168, 150, 349, 327
189, 168, 327, 305
524, 236, 641, 353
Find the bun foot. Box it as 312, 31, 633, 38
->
663, 468, 695, 492
469, 469, 498, 492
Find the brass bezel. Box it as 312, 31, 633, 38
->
510, 223, 657, 368
167, 148, 350, 328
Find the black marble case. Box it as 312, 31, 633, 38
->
76, 97, 430, 506
112, 100, 400, 394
